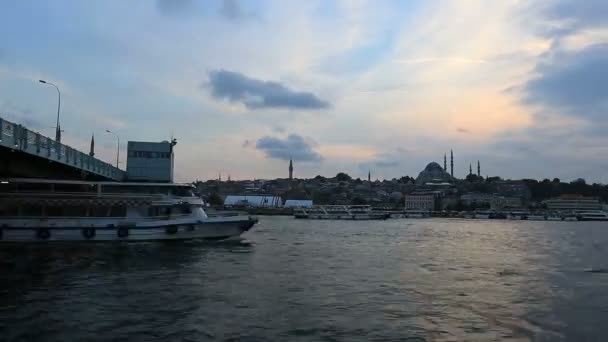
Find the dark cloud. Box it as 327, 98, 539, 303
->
207, 69, 330, 110
360, 150, 403, 170
396, 147, 408, 154
220, 0, 249, 20
272, 125, 286, 133
375, 160, 400, 168
255, 134, 322, 162
456, 127, 470, 134
523, 44, 608, 120
0, 101, 45, 130
156, 0, 194, 15
541, 0, 608, 37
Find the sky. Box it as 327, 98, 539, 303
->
1, 0, 607, 182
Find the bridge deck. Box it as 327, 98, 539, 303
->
0, 116, 124, 181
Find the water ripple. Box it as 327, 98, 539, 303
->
2, 218, 608, 341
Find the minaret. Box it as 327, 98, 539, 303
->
450, 150, 454, 178
477, 160, 480, 177
469, 163, 472, 175
89, 134, 95, 157
289, 159, 293, 180
228, 174, 231, 182
368, 170, 371, 182
218, 172, 221, 182
443, 154, 447, 171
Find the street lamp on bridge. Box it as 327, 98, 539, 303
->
106, 129, 120, 168
38, 80, 62, 143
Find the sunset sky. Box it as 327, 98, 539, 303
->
1, 0, 607, 182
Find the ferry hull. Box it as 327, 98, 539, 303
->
0, 218, 257, 243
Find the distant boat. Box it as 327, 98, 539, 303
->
577, 211, 608, 222
473, 211, 492, 219
527, 214, 547, 221
294, 205, 389, 220
507, 211, 527, 220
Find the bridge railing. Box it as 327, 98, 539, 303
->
0, 116, 125, 181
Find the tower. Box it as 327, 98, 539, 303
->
443, 154, 447, 171
289, 159, 293, 180
89, 134, 95, 157
477, 160, 480, 177
469, 163, 472, 175
368, 170, 371, 182
450, 150, 454, 178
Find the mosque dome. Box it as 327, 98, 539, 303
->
416, 162, 452, 184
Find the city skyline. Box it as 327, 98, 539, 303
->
1, 1, 607, 182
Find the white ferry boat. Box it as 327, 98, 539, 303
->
576, 211, 608, 222
0, 178, 257, 242
294, 205, 389, 220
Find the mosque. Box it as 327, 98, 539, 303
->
415, 150, 455, 184
415, 150, 482, 185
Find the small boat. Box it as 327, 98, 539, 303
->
294, 205, 389, 220
576, 211, 608, 221
474, 211, 492, 219
507, 211, 527, 220
527, 214, 547, 221
0, 178, 257, 242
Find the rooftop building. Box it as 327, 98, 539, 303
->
543, 195, 602, 211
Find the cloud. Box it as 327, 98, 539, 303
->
206, 69, 330, 110
375, 160, 400, 168
219, 0, 250, 20
272, 125, 286, 133
242, 139, 251, 148
156, 0, 194, 15
255, 134, 322, 162
523, 44, 608, 120
456, 127, 470, 134
540, 0, 608, 37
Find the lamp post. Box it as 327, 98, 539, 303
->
38, 80, 61, 143
106, 129, 120, 168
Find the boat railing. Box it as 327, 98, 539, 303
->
0, 213, 198, 221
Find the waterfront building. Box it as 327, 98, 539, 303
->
126, 140, 176, 182
224, 195, 283, 208
491, 196, 522, 210
460, 192, 495, 206
543, 195, 602, 211
404, 194, 436, 211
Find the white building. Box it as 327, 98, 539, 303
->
404, 194, 436, 210
283, 200, 314, 208
126, 140, 175, 182
224, 195, 283, 208
543, 195, 602, 211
